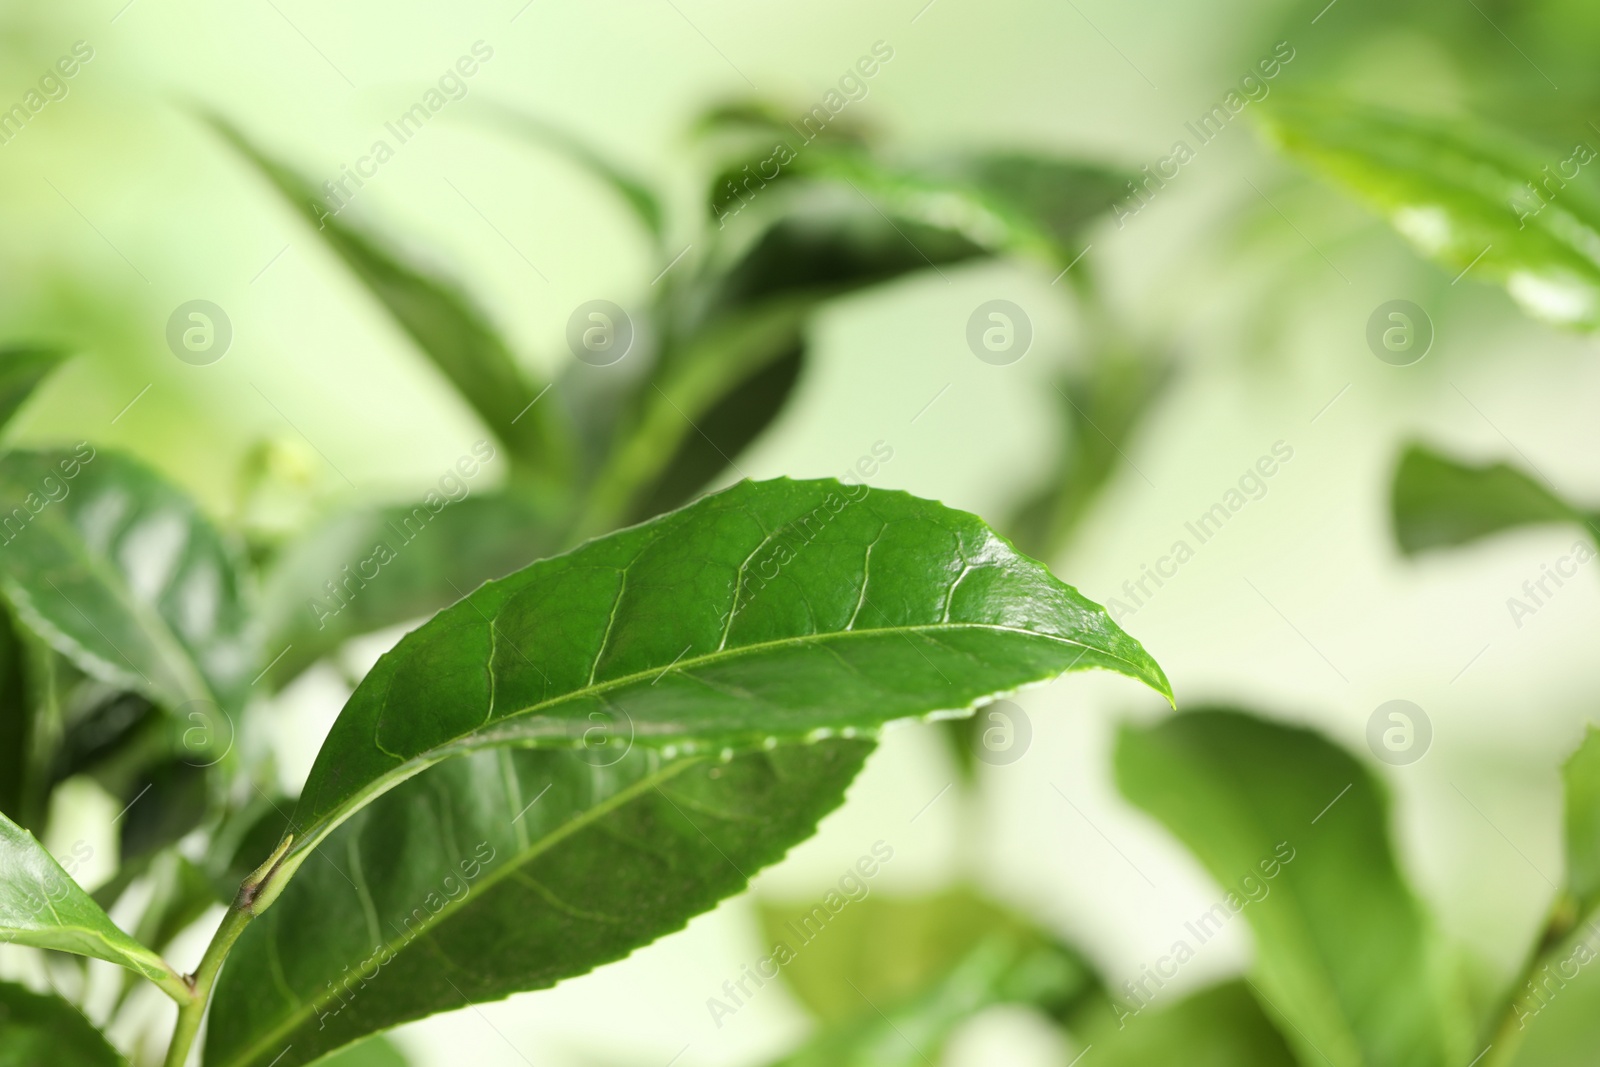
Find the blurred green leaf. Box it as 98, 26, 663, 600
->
1259, 97, 1600, 328
259, 490, 560, 689
0, 980, 124, 1066
0, 808, 188, 1001
1115, 708, 1473, 1067
1067, 980, 1298, 1066
487, 106, 665, 241
707, 133, 1125, 267
768, 933, 1092, 1067
1564, 727, 1600, 917
0, 346, 67, 437
0, 448, 255, 719
1009, 351, 1173, 559
209, 119, 570, 487
758, 887, 1057, 1024
628, 340, 803, 523
1391, 444, 1588, 556
317, 1036, 410, 1067
206, 741, 873, 1067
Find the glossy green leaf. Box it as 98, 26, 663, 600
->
0, 808, 187, 1001
758, 887, 1048, 1024
768, 933, 1090, 1067
0, 346, 68, 436
1391, 444, 1588, 556
209, 120, 569, 484
206, 739, 873, 1067
279, 478, 1169, 887
0, 448, 254, 717
1259, 98, 1600, 328
1066, 980, 1298, 1067
259, 491, 560, 690
1114, 709, 1472, 1067
1564, 727, 1600, 915
0, 980, 124, 1067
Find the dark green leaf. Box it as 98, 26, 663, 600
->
278, 478, 1169, 892
1564, 726, 1600, 916
0, 346, 68, 436
208, 120, 569, 485
768, 933, 1089, 1067
1066, 980, 1298, 1067
0, 980, 124, 1067
1391, 444, 1587, 556
628, 340, 804, 523
1258, 97, 1600, 328
259, 491, 560, 690
758, 887, 1049, 1024
708, 213, 985, 314
0, 448, 254, 718
1115, 709, 1473, 1067
0, 808, 187, 1000
205, 740, 873, 1067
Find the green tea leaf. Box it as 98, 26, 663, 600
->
1259, 97, 1600, 328
318, 1036, 409, 1067
627, 341, 803, 524
1391, 444, 1588, 556
0, 448, 254, 718
1114, 709, 1472, 1067
1008, 352, 1173, 559
278, 478, 1169, 889
768, 933, 1090, 1067
0, 346, 68, 436
205, 740, 872, 1067
259, 491, 559, 690
0, 808, 187, 1001
0, 980, 125, 1066
209, 120, 569, 485
1066, 980, 1298, 1067
758, 887, 1049, 1024
1564, 726, 1600, 915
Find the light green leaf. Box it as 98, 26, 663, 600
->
0, 809, 188, 1002
259, 491, 560, 690
0, 448, 254, 717
1258, 97, 1600, 328
758, 887, 1050, 1024
275, 478, 1169, 894
316, 1036, 409, 1067
0, 980, 125, 1066
208, 119, 569, 486
1114, 708, 1472, 1067
1066, 980, 1298, 1067
205, 739, 873, 1067
0, 346, 68, 436
768, 933, 1089, 1067
1564, 727, 1600, 917
1391, 444, 1588, 556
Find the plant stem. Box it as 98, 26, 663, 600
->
162, 904, 253, 1067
